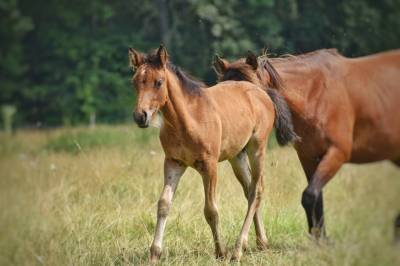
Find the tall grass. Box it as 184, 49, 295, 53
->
0, 125, 399, 265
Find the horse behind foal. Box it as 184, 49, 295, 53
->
128, 45, 297, 263
213, 49, 400, 241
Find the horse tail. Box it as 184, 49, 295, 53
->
266, 89, 299, 146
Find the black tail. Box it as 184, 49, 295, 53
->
395, 213, 400, 244
266, 89, 299, 146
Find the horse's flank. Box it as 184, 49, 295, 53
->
259, 49, 400, 163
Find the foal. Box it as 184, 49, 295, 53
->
128, 45, 297, 262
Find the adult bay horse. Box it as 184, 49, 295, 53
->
213, 49, 400, 241
128, 45, 297, 262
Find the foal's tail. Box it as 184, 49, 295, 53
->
266, 89, 299, 146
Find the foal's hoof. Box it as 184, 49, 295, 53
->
230, 249, 242, 262
256, 238, 268, 251
149, 245, 161, 264
242, 240, 249, 252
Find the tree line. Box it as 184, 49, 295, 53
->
1, 0, 399, 127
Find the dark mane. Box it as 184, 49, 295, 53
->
221, 68, 253, 82
145, 51, 205, 94
166, 63, 206, 94
258, 57, 285, 90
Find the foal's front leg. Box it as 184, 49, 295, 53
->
194, 159, 226, 259
150, 158, 186, 264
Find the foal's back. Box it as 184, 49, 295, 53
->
205, 81, 275, 161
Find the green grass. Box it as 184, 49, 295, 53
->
0, 125, 399, 265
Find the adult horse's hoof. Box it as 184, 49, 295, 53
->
215, 247, 227, 260
149, 245, 161, 264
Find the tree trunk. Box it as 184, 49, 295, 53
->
157, 0, 170, 47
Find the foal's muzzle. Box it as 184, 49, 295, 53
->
133, 110, 150, 128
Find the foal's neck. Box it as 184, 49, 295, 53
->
161, 70, 197, 131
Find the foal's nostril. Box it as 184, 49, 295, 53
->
133, 111, 148, 127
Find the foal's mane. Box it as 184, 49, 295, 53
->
145, 51, 206, 94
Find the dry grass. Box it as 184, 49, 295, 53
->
0, 125, 399, 265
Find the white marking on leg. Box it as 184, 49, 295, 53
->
151, 160, 185, 253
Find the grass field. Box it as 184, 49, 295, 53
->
0, 125, 399, 265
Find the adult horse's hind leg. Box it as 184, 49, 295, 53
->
395, 214, 400, 244
194, 159, 226, 259
391, 160, 400, 243
231, 139, 266, 261
150, 158, 186, 264
229, 151, 268, 251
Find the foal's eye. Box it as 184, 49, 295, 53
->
155, 79, 163, 89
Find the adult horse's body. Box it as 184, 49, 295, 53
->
128, 46, 297, 262
214, 49, 400, 239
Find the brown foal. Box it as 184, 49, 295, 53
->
128, 45, 297, 262
214, 49, 400, 241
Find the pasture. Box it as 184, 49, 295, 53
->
0, 125, 399, 265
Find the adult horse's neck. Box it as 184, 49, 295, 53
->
271, 59, 320, 116
160, 69, 195, 131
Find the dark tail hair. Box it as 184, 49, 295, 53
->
266, 89, 299, 146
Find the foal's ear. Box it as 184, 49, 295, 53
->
128, 48, 144, 70
213, 55, 228, 76
245, 51, 258, 70
156, 44, 168, 67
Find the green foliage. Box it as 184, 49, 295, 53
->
1, 0, 400, 126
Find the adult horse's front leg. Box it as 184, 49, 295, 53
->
150, 158, 186, 264
231, 142, 266, 261
195, 159, 226, 259
301, 146, 347, 239
298, 152, 327, 238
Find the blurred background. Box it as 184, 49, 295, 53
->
1, 1, 400, 265
2, 0, 400, 128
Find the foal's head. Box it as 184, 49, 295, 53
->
128, 45, 169, 128
213, 51, 284, 90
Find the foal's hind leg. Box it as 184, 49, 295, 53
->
229, 151, 268, 251
231, 139, 266, 261
194, 159, 226, 259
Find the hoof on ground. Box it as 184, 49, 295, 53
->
242, 241, 249, 252
256, 238, 268, 251
215, 248, 227, 261
230, 249, 242, 262
149, 245, 161, 264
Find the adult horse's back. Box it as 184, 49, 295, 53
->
213, 49, 400, 240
